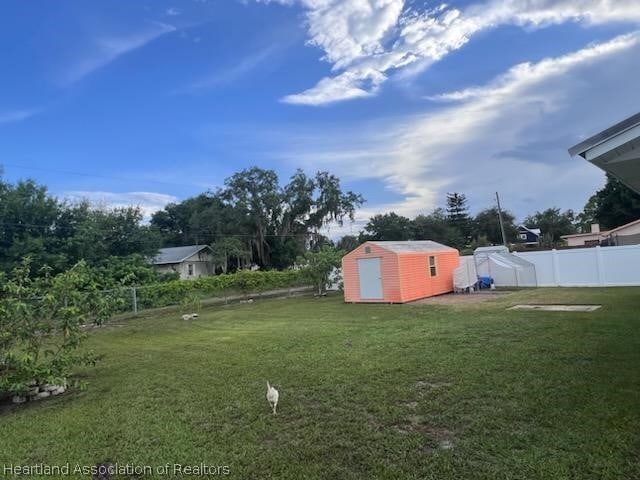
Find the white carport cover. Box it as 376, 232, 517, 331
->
454, 256, 478, 290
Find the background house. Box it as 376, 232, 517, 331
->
152, 245, 214, 280
561, 219, 640, 247
561, 224, 608, 247
516, 225, 541, 246
342, 240, 460, 303
605, 219, 640, 246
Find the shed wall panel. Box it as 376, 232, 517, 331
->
398, 251, 459, 302
342, 243, 401, 302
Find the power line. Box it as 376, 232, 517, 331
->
0, 219, 326, 239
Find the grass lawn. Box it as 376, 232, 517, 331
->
1, 288, 639, 479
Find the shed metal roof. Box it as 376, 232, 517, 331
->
152, 245, 211, 265
368, 240, 457, 253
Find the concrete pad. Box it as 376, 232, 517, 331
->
508, 304, 601, 312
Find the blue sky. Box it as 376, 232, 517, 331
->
1, 0, 640, 234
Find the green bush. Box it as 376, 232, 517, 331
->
0, 260, 104, 395
136, 269, 308, 310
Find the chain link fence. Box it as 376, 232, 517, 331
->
97, 283, 315, 319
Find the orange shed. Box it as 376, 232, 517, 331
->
342, 241, 460, 303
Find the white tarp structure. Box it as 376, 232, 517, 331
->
474, 246, 537, 287
453, 256, 478, 291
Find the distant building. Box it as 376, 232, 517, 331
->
561, 219, 640, 247
561, 223, 607, 247
606, 219, 640, 246
516, 225, 541, 246
152, 245, 214, 280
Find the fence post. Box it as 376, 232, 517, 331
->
132, 287, 138, 314
595, 246, 605, 286
551, 249, 560, 286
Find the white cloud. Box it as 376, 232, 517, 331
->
282, 68, 385, 105
263, 0, 640, 105
185, 45, 279, 91
165, 7, 181, 16
60, 22, 176, 86
427, 32, 640, 102
63, 191, 177, 219
267, 33, 640, 224
0, 108, 39, 124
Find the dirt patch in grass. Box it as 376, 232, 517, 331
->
411, 291, 511, 305
393, 416, 457, 452
415, 380, 452, 390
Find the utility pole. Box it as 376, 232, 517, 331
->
496, 192, 507, 247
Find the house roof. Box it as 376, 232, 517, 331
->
152, 245, 212, 265
518, 225, 541, 235
607, 218, 640, 235
561, 231, 609, 239
560, 218, 640, 239
368, 240, 457, 254
568, 112, 640, 194
568, 112, 640, 156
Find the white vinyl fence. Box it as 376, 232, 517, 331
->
514, 245, 640, 287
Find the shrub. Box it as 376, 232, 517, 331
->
135, 269, 308, 310
0, 260, 103, 395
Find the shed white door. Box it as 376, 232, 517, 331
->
358, 258, 383, 299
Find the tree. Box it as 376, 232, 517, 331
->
446, 192, 472, 240
64, 204, 161, 265
222, 168, 282, 267
412, 208, 465, 248
0, 178, 61, 272
362, 212, 413, 241
472, 207, 517, 245
335, 235, 361, 252
524, 208, 576, 245
307, 171, 364, 230
0, 176, 161, 275
298, 246, 344, 295
219, 167, 364, 268
151, 192, 239, 247
0, 259, 107, 396
579, 174, 640, 230
211, 237, 251, 273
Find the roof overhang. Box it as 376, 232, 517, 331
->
569, 112, 640, 194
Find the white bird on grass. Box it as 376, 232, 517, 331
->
266, 381, 279, 415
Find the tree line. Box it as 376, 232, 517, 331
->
0, 167, 363, 277
338, 175, 640, 252
2, 167, 638, 279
